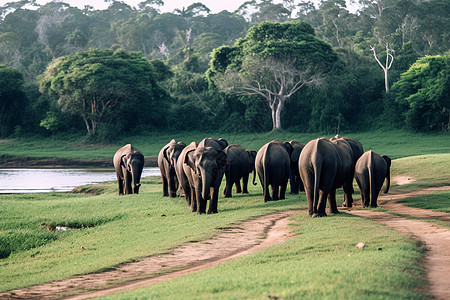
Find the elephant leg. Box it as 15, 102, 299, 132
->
371, 184, 381, 208
168, 176, 177, 198
208, 188, 219, 214
224, 179, 233, 198
190, 186, 197, 212
315, 189, 328, 217
328, 190, 340, 214
290, 172, 299, 194
272, 185, 280, 201
235, 181, 242, 193
117, 175, 124, 195
280, 177, 288, 200
161, 175, 169, 197
242, 175, 249, 193
125, 172, 133, 195
179, 186, 185, 197
304, 186, 315, 217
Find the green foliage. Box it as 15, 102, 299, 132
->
0, 65, 28, 137
39, 111, 58, 134
38, 49, 170, 138
392, 54, 450, 132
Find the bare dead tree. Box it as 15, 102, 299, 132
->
215, 57, 321, 130
370, 43, 394, 93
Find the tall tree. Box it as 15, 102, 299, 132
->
391, 53, 450, 132
39, 49, 169, 136
208, 21, 339, 130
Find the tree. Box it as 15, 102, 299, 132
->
391, 53, 450, 132
39, 49, 169, 136
0, 65, 27, 136
370, 42, 394, 92
208, 21, 339, 131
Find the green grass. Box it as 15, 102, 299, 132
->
397, 191, 450, 213
1, 130, 449, 159
391, 153, 450, 191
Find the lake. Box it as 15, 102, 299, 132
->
0, 168, 160, 193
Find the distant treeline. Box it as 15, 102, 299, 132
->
0, 0, 448, 139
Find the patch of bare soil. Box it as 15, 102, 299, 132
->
343, 186, 450, 300
393, 175, 416, 185
0, 210, 299, 300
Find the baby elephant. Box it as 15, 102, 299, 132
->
355, 150, 391, 208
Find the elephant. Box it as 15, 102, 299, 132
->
113, 144, 144, 195
158, 139, 186, 198
299, 137, 354, 217
198, 137, 228, 151
185, 146, 228, 214
255, 140, 292, 202
287, 140, 305, 194
330, 135, 364, 207
176, 141, 198, 212
223, 144, 257, 198
355, 150, 391, 208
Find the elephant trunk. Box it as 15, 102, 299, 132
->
131, 162, 142, 194
201, 169, 212, 201
383, 170, 390, 194
252, 168, 257, 186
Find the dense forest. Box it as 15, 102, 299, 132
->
0, 0, 448, 140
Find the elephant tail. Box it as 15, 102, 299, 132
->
313, 159, 322, 214
263, 150, 270, 200
369, 152, 376, 205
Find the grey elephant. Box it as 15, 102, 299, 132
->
198, 137, 228, 151
355, 150, 391, 208
158, 139, 186, 197
255, 140, 292, 202
176, 141, 198, 212
113, 144, 144, 195
331, 135, 364, 207
287, 140, 305, 194
223, 144, 257, 198
185, 146, 228, 214
299, 138, 354, 217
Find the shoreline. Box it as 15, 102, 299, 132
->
0, 156, 158, 168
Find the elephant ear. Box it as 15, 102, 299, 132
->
382, 155, 391, 168
283, 142, 294, 156
218, 138, 228, 149
216, 150, 228, 168
185, 149, 197, 173
290, 146, 302, 162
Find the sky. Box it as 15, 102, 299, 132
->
0, 0, 247, 13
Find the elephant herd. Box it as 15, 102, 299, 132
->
113, 136, 391, 217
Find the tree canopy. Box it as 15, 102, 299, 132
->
208, 21, 340, 130
39, 49, 169, 137
392, 53, 450, 131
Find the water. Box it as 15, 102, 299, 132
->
0, 168, 160, 194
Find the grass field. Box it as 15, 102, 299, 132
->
1, 130, 449, 160
0, 131, 449, 298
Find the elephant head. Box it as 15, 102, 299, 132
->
382, 155, 392, 194
122, 151, 144, 194
185, 147, 227, 214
